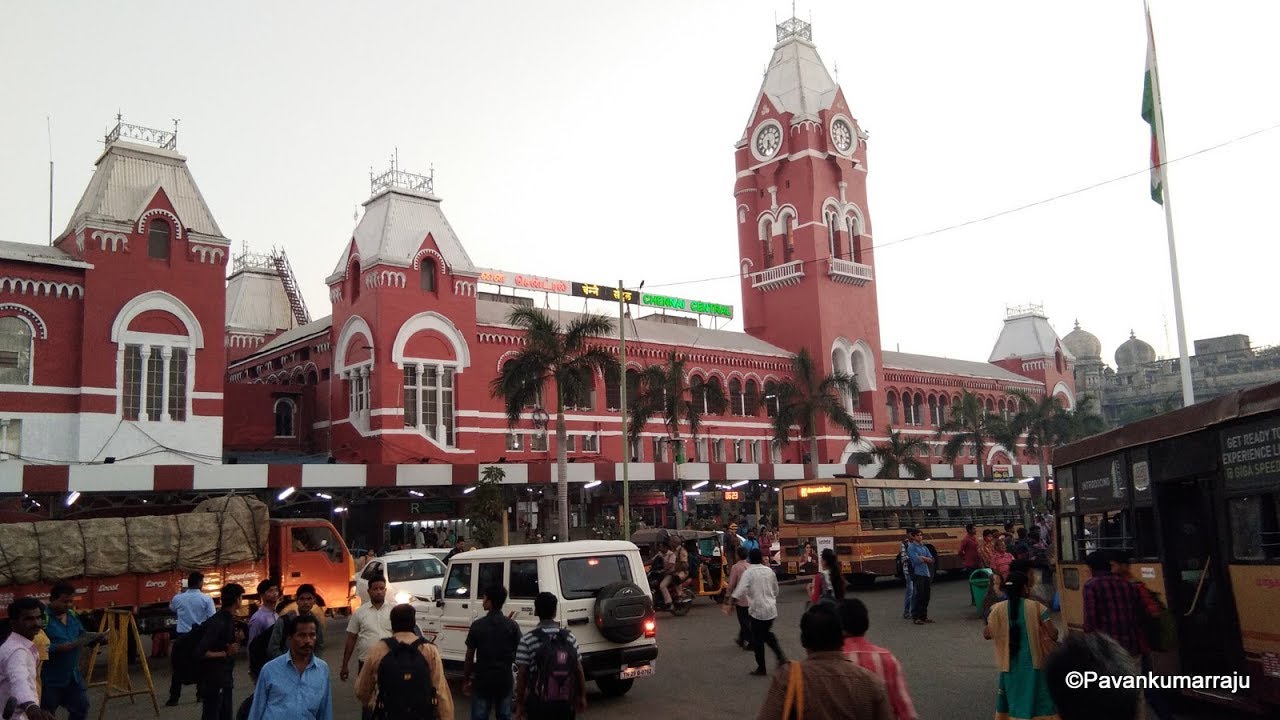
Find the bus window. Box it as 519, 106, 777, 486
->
1228, 495, 1280, 561
1058, 516, 1077, 562
1133, 507, 1159, 559
1082, 510, 1131, 553
782, 484, 849, 523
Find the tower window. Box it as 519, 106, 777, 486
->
846, 216, 862, 264
0, 317, 33, 385
421, 259, 438, 292
148, 219, 171, 259
826, 211, 841, 260
783, 214, 795, 263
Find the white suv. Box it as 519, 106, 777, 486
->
416, 540, 657, 697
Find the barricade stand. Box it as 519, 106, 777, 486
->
84, 609, 159, 719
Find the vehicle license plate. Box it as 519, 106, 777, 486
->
620, 664, 654, 679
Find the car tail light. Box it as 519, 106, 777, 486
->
643, 616, 656, 638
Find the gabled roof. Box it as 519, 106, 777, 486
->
883, 351, 1038, 384
475, 299, 790, 358
988, 310, 1074, 363
63, 141, 225, 240
745, 32, 839, 134
232, 315, 333, 366
0, 240, 92, 270
327, 188, 476, 282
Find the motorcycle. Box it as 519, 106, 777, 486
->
646, 555, 695, 616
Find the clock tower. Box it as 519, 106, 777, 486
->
734, 16, 884, 461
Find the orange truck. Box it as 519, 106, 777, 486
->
0, 496, 353, 633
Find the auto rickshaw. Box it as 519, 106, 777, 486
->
630, 528, 728, 604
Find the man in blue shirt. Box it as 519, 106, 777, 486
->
168, 571, 216, 705
247, 614, 332, 720
742, 529, 761, 553
41, 582, 94, 720
905, 528, 936, 625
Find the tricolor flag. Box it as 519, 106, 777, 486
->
1142, 2, 1164, 204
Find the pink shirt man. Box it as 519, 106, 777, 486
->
841, 636, 918, 720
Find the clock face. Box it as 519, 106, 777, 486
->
831, 119, 853, 153
755, 124, 781, 158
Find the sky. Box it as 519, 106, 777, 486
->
1, 1, 1277, 366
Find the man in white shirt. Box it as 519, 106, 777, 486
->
724, 548, 787, 676
0, 597, 55, 720
339, 578, 392, 720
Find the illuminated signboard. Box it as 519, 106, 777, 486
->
722, 490, 741, 501
571, 282, 638, 304
639, 292, 734, 320
477, 269, 571, 295
799, 485, 832, 498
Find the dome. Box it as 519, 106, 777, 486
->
1062, 320, 1102, 360
1115, 330, 1156, 369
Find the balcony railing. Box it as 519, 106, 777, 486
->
828, 258, 873, 286
852, 411, 874, 431
750, 260, 804, 291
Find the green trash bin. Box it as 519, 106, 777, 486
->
969, 568, 993, 616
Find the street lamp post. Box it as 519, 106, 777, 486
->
619, 279, 642, 537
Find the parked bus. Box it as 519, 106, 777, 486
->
1052, 380, 1280, 712
775, 477, 1031, 586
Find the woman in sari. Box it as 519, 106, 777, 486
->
983, 571, 1058, 720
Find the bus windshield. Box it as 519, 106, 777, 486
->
782, 484, 850, 524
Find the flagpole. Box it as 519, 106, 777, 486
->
1146, 1, 1195, 408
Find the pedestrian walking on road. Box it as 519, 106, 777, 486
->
905, 529, 934, 624
168, 572, 216, 705
959, 524, 982, 606
247, 614, 332, 720
725, 548, 786, 676
341, 577, 393, 720
515, 593, 587, 720
196, 583, 246, 720
246, 578, 280, 681
983, 571, 1058, 720
895, 532, 914, 620
839, 599, 917, 720
725, 546, 753, 650
355, 604, 452, 720
755, 603, 892, 720
464, 585, 522, 720
809, 549, 845, 606
1, 597, 56, 720
267, 585, 326, 662
40, 582, 95, 720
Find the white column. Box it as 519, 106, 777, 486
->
434, 363, 445, 441
416, 363, 426, 430
0, 419, 9, 459
159, 347, 172, 422
359, 366, 370, 413
140, 346, 154, 421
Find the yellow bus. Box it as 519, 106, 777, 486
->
775, 477, 1031, 587
1052, 380, 1280, 712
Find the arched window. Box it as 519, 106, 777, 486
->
605, 367, 622, 411
998, 399, 1007, 419
782, 213, 796, 263
349, 260, 362, 302
985, 398, 995, 413
846, 216, 862, 264
886, 391, 899, 425
274, 398, 296, 438
928, 395, 939, 426
728, 378, 743, 416
689, 375, 706, 414
826, 210, 841, 260
744, 379, 760, 415
763, 380, 779, 417
625, 369, 640, 409
421, 259, 438, 292
705, 376, 726, 415
761, 220, 774, 268
148, 218, 170, 259
913, 393, 924, 426
564, 367, 595, 411
0, 317, 33, 385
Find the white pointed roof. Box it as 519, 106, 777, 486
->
63, 140, 225, 241
225, 258, 296, 335
327, 186, 476, 282
989, 305, 1075, 363
745, 20, 839, 133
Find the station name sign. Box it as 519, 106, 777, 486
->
476, 267, 733, 318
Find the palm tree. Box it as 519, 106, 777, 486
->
770, 347, 860, 479
1008, 389, 1062, 499
1053, 395, 1108, 443
490, 307, 619, 542
628, 351, 726, 526
936, 390, 1000, 480
872, 427, 930, 480
628, 351, 725, 462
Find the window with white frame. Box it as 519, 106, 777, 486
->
581, 434, 599, 453
693, 438, 707, 462
531, 432, 548, 452
401, 362, 457, 446
770, 441, 782, 463
122, 345, 190, 422
733, 439, 745, 463
0, 317, 32, 385
0, 419, 21, 460
274, 398, 296, 438
627, 437, 643, 462
346, 365, 371, 418
563, 434, 576, 453
652, 437, 668, 462
752, 440, 763, 464
506, 432, 525, 451
713, 439, 726, 463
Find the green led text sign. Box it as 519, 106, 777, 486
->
639, 293, 734, 319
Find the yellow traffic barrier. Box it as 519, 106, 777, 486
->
84, 610, 158, 719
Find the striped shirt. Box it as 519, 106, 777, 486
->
1083, 572, 1145, 656
515, 622, 580, 668
841, 637, 918, 720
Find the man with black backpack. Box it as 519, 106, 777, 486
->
355, 604, 452, 720
464, 585, 521, 720
514, 593, 586, 720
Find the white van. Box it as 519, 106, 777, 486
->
415, 540, 657, 696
